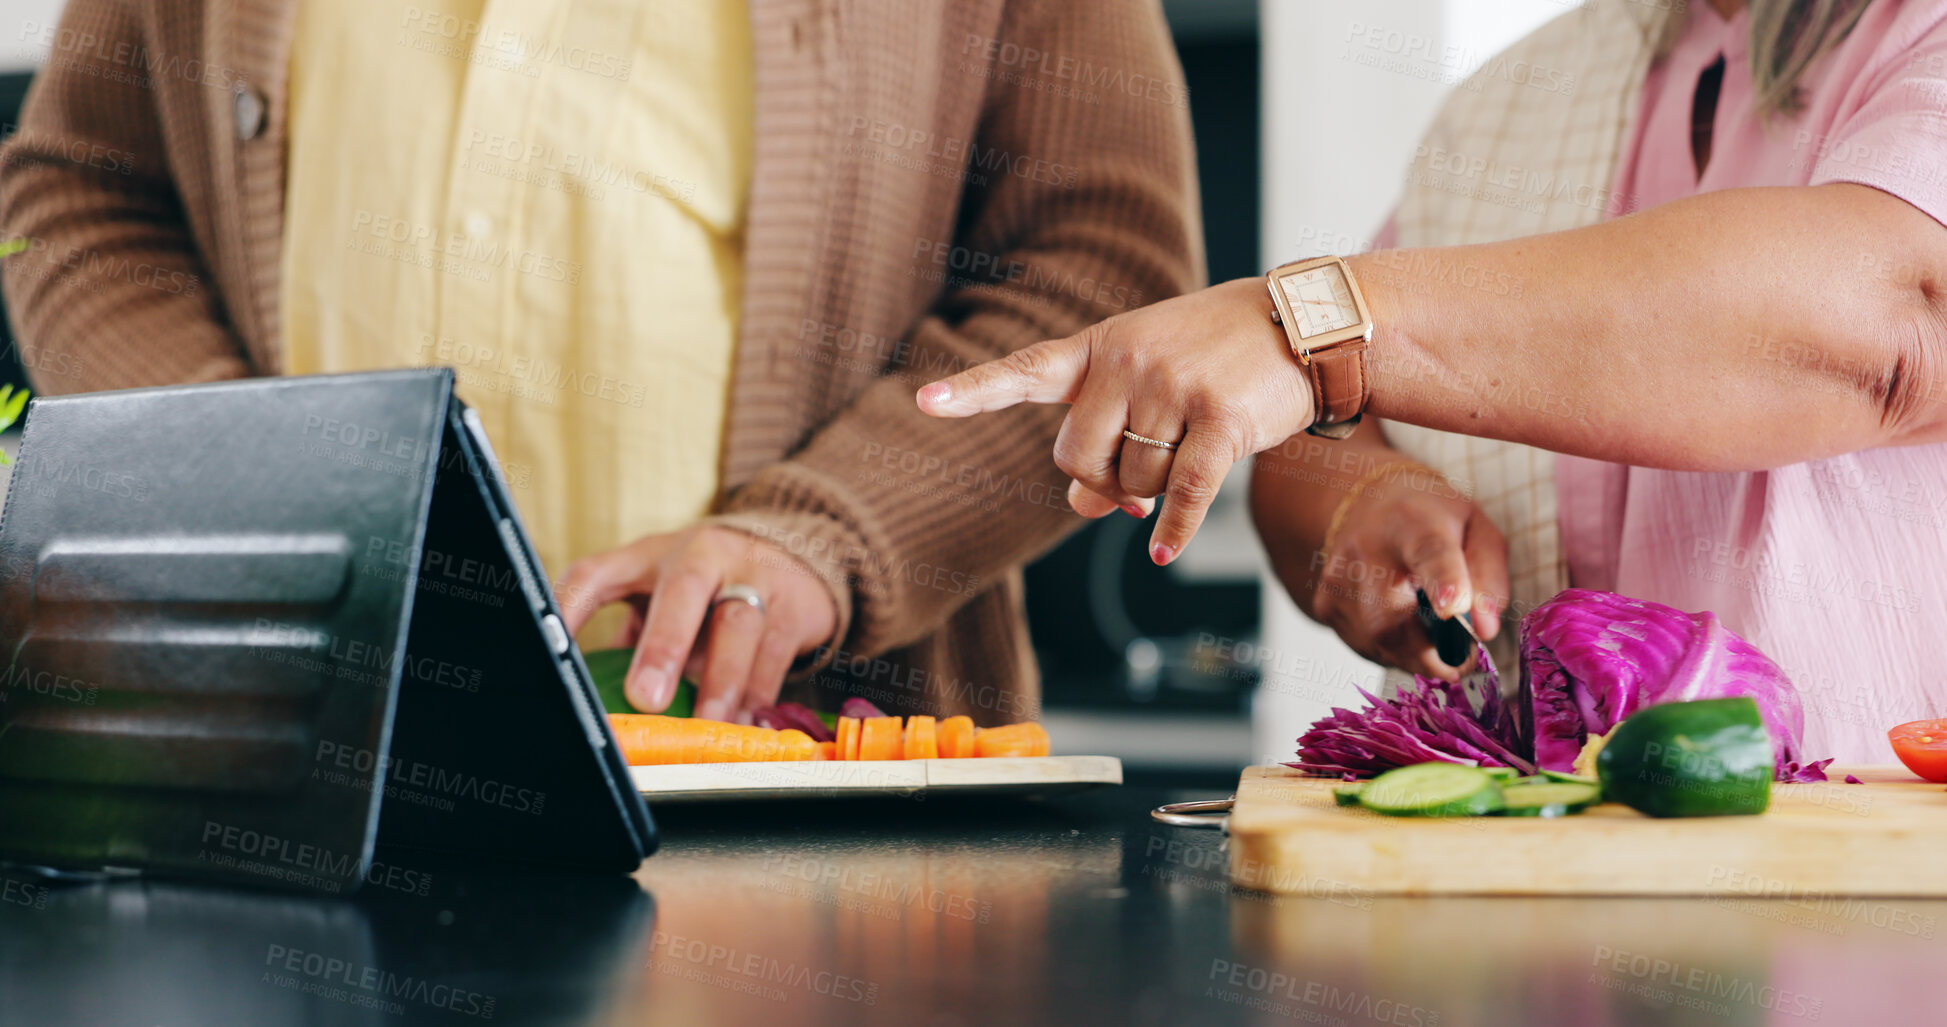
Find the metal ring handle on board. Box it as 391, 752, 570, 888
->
1149, 797, 1233, 829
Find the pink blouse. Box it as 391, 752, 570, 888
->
1557, 1, 1947, 762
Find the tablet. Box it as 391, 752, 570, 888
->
0, 370, 654, 892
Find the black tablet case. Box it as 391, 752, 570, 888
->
0, 370, 655, 891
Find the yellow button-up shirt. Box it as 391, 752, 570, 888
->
281, 0, 753, 582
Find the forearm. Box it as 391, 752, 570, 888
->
1354, 183, 1947, 469
1252, 422, 1453, 623
1, 220, 252, 395
0, 0, 252, 394
1250, 421, 1398, 576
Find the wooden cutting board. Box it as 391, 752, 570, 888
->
1226, 764, 1947, 897
632, 755, 1122, 802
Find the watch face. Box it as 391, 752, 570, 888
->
1277, 264, 1359, 339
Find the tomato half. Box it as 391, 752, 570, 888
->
1888, 719, 1947, 783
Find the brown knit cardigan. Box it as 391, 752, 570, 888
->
0, 0, 1204, 723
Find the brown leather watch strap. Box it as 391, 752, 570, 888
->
1304, 340, 1370, 440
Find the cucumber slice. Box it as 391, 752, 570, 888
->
1499, 782, 1600, 817
1332, 783, 1365, 807
1359, 764, 1503, 817
1481, 766, 1520, 780
1502, 771, 1598, 788
1596, 697, 1772, 817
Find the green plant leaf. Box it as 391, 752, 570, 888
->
0, 238, 27, 259
0, 386, 27, 432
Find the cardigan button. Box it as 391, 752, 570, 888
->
233, 83, 267, 140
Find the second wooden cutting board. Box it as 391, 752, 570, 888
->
634, 755, 1122, 802
1226, 764, 1947, 897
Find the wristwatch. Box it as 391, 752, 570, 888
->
1265, 256, 1373, 440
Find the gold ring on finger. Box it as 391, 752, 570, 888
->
1122, 429, 1177, 451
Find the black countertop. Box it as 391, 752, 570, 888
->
5, 783, 1944, 1026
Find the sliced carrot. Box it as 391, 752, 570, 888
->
859, 716, 904, 761
776, 728, 817, 762
609, 714, 813, 765
605, 713, 1046, 764
974, 721, 1050, 758
936, 716, 977, 758
903, 715, 938, 760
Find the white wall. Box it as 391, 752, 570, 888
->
1251, 0, 1567, 765
1, 0, 66, 74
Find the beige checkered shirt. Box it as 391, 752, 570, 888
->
1381, 0, 1673, 668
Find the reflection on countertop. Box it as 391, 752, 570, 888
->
620, 789, 1947, 1026
4, 786, 1944, 1025
0, 865, 652, 1026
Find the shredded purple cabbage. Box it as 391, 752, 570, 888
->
1782, 759, 1837, 783
753, 702, 836, 742
1291, 589, 1831, 783
1294, 674, 1535, 778
838, 697, 888, 720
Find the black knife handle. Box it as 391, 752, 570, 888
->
1415, 588, 1475, 668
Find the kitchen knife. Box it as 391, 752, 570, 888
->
1415, 588, 1483, 669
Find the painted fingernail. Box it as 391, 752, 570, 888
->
1123, 504, 1147, 519
1436, 584, 1458, 613
1150, 542, 1176, 565
917, 383, 950, 409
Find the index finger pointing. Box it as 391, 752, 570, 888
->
916, 335, 1088, 417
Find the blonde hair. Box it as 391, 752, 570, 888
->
1659, 0, 1873, 114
